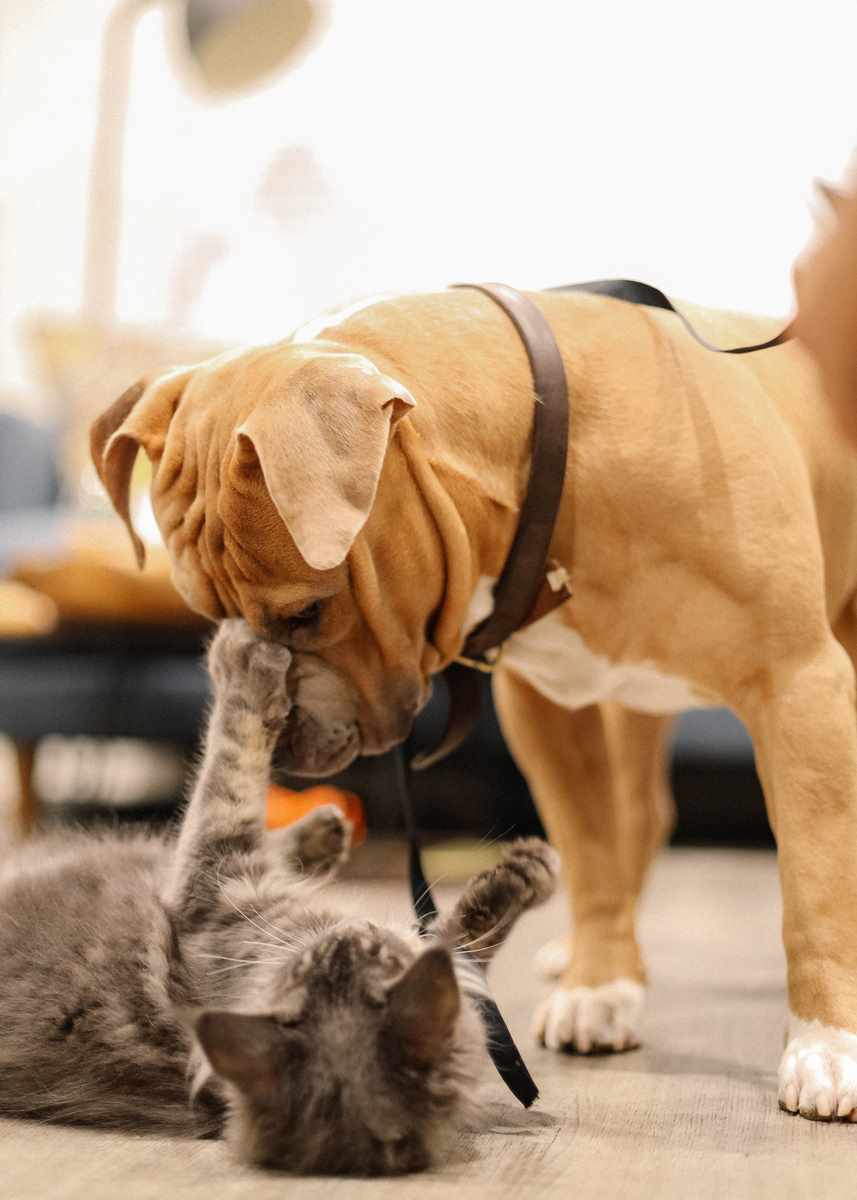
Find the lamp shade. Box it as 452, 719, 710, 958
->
185, 0, 315, 92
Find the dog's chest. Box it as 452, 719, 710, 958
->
465, 578, 704, 715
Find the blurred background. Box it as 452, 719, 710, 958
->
1, 0, 855, 852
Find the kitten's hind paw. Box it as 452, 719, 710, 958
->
443, 838, 558, 965
495, 838, 559, 908
269, 804, 351, 878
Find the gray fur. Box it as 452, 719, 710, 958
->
0, 620, 556, 1174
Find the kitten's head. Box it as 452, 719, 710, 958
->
196, 925, 481, 1175
194, 837, 556, 1175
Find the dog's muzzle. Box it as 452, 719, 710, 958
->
272, 654, 361, 776
272, 654, 426, 776
274, 706, 361, 777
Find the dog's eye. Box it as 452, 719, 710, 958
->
285, 601, 322, 635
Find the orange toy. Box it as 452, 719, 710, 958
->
265, 784, 366, 847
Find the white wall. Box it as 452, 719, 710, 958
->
2, 0, 856, 411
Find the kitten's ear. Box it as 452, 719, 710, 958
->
196, 1011, 283, 1101
385, 946, 460, 1068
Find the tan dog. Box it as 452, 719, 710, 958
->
92, 288, 857, 1122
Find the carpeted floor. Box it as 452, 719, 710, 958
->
1, 847, 853, 1200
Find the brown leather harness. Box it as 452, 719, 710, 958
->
399, 279, 793, 1107
411, 282, 574, 770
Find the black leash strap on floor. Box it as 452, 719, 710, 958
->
394, 750, 539, 1109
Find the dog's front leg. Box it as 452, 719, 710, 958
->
743, 636, 857, 1121
493, 669, 672, 1054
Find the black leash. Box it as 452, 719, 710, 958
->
547, 278, 793, 353
394, 748, 539, 1108
395, 748, 440, 928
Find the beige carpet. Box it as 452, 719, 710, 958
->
2, 847, 854, 1199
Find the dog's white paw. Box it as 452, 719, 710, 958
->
533, 938, 571, 980
779, 1017, 857, 1120
533, 979, 645, 1053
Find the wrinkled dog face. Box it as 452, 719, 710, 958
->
196, 925, 479, 1176
90, 345, 441, 775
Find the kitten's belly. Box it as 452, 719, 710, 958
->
463, 577, 708, 714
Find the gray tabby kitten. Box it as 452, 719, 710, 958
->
0, 620, 556, 1175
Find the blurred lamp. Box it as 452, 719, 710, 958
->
84, 0, 315, 322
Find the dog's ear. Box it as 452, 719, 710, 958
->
234, 357, 415, 572
90, 370, 191, 568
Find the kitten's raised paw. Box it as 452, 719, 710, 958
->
272, 804, 352, 877
208, 619, 292, 728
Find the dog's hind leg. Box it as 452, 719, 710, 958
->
493, 671, 671, 1053
531, 703, 674, 982
606, 702, 676, 891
